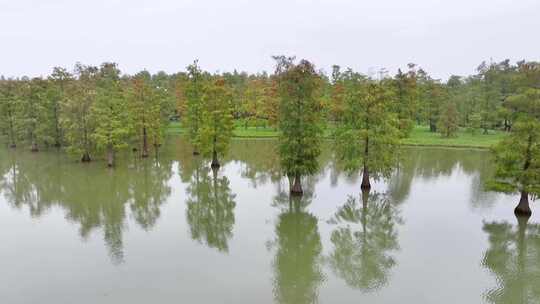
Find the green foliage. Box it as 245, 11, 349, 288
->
1, 58, 540, 171
127, 70, 170, 157
490, 118, 540, 195
417, 69, 445, 132
468, 113, 482, 135
274, 57, 324, 178
91, 63, 131, 160
0, 79, 22, 147
335, 74, 400, 180
200, 79, 235, 160
47, 67, 72, 146
184, 60, 206, 153
19, 78, 51, 149
437, 101, 459, 138
62, 63, 99, 159
392, 64, 418, 137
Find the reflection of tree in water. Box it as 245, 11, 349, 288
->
185, 163, 236, 253
271, 189, 323, 304
482, 216, 540, 304
0, 152, 39, 214
0, 151, 172, 264
129, 159, 172, 230
175, 136, 202, 183
327, 190, 401, 291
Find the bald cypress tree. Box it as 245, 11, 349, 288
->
200, 78, 234, 168
92, 63, 130, 167
274, 56, 323, 195
490, 92, 540, 216
335, 72, 400, 190
184, 60, 206, 155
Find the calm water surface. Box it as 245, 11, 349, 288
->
1, 138, 539, 304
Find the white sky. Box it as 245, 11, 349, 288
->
1, 0, 539, 80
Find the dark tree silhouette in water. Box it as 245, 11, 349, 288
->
185, 164, 236, 252
481, 216, 540, 303
327, 190, 401, 291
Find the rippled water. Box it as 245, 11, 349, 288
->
1, 137, 538, 304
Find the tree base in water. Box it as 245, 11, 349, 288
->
515, 191, 532, 217
211, 161, 220, 169
81, 153, 91, 162
290, 188, 303, 196
514, 206, 532, 217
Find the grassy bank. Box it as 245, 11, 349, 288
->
401, 125, 507, 149
167, 122, 507, 149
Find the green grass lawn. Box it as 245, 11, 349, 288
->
401, 125, 507, 148
167, 122, 507, 149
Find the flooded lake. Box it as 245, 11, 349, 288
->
1, 137, 538, 304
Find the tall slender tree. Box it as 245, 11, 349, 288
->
184, 60, 206, 155
47, 67, 72, 147
274, 56, 323, 195
92, 63, 130, 167
489, 91, 540, 216
335, 72, 400, 190
63, 63, 99, 162
200, 78, 234, 168
393, 64, 418, 137
20, 77, 49, 152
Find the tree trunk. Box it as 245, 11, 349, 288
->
153, 144, 160, 160
290, 174, 303, 196
361, 165, 371, 190
107, 146, 115, 167
504, 119, 511, 132
211, 149, 220, 169
81, 151, 91, 162
30, 140, 38, 152
514, 191, 532, 217
54, 106, 61, 148
429, 119, 437, 132
142, 127, 149, 158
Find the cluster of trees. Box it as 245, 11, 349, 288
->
3, 59, 538, 157
272, 57, 540, 220
0, 63, 174, 166
2, 58, 540, 216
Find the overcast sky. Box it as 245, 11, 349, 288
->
1, 0, 539, 79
